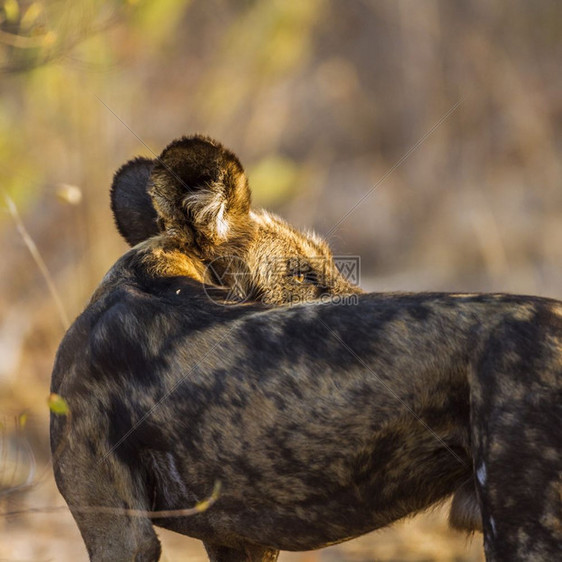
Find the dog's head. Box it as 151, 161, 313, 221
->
111, 135, 359, 304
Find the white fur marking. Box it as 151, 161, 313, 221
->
476, 463, 487, 486
166, 452, 188, 495
490, 516, 497, 536
250, 209, 275, 227
216, 202, 230, 238
262, 210, 275, 225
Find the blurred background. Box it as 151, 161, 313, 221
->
1, 0, 561, 560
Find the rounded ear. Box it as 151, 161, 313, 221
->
148, 135, 251, 251
110, 157, 159, 246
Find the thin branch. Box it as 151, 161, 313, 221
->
1, 480, 222, 519
4, 194, 70, 331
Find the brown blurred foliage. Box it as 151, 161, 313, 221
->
0, 0, 561, 560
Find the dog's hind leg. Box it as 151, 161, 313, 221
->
52, 435, 161, 561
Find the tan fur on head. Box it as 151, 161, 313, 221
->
241, 209, 360, 304
139, 237, 207, 282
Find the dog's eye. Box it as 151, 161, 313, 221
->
291, 271, 318, 285
287, 259, 319, 285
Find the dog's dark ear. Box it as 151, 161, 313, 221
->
110, 157, 159, 246
149, 135, 251, 252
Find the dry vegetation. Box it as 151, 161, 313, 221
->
1, 1, 561, 560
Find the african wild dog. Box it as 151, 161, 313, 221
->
50, 136, 562, 561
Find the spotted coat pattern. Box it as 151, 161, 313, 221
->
51, 240, 562, 561
51, 136, 561, 561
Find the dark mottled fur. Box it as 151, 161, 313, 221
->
51, 137, 562, 562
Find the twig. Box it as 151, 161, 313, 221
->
0, 480, 222, 519
4, 194, 69, 331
